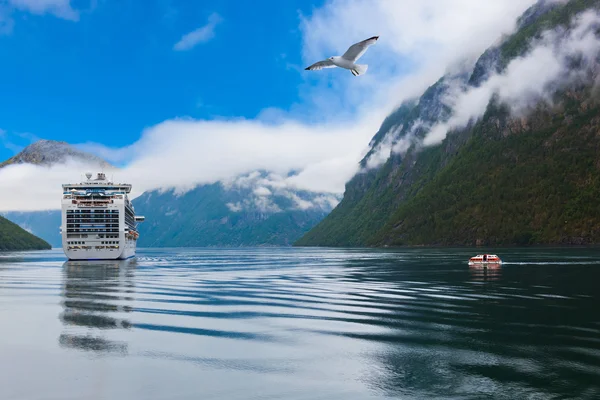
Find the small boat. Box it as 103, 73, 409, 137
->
469, 254, 502, 266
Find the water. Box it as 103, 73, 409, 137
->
1, 248, 599, 400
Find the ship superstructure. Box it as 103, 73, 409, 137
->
61, 172, 144, 260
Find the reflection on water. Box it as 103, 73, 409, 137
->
469, 263, 502, 281
59, 259, 136, 354
0, 248, 599, 399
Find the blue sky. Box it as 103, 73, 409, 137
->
0, 0, 327, 160
0, 0, 545, 211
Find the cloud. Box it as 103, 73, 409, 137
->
223, 171, 341, 213
9, 0, 79, 20
74, 142, 134, 166
0, 115, 378, 211
226, 202, 243, 213
0, 0, 81, 34
173, 13, 222, 51
121, 116, 380, 196
296, 0, 538, 120
0, 1, 557, 212
253, 186, 272, 197
422, 10, 600, 146
302, 0, 537, 60
365, 123, 406, 169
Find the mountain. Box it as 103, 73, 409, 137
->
3, 179, 336, 248
1, 210, 62, 248
297, 0, 600, 247
1, 141, 337, 247
134, 173, 338, 247
1, 139, 110, 248
0, 215, 51, 251
0, 139, 111, 169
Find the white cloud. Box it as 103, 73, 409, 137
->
0, 0, 560, 212
223, 171, 341, 213
173, 13, 222, 51
254, 0, 542, 178
302, 0, 535, 66
423, 10, 600, 146
0, 161, 88, 211
297, 0, 537, 118
74, 142, 134, 166
119, 117, 381, 196
0, 116, 377, 211
312, 195, 341, 210
9, 0, 79, 21
0, 0, 81, 35
253, 186, 272, 197
227, 196, 282, 214
226, 202, 243, 213
365, 123, 408, 169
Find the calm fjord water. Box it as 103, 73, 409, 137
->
0, 248, 599, 399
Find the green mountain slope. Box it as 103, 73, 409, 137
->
2, 211, 62, 248
297, 0, 600, 247
0, 216, 51, 251
297, 74, 468, 247
134, 180, 335, 247
375, 95, 600, 246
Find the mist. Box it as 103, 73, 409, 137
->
422, 10, 600, 146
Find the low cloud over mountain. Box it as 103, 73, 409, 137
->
0, 0, 552, 213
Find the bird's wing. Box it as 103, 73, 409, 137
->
305, 59, 336, 71
341, 36, 379, 62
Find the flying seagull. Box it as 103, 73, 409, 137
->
305, 36, 379, 76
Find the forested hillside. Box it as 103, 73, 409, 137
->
297, 0, 600, 247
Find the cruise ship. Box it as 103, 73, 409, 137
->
61, 172, 145, 260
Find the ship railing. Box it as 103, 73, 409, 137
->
75, 200, 113, 207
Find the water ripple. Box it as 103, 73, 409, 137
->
0, 247, 599, 399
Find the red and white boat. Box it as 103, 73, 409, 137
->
468, 254, 502, 265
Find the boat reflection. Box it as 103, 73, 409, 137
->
469, 263, 502, 281
58, 259, 136, 354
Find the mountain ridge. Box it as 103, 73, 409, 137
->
297, 0, 600, 247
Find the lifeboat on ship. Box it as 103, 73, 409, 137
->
126, 231, 139, 240
468, 254, 502, 266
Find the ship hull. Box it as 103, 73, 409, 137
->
63, 238, 137, 260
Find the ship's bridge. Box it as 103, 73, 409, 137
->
62, 172, 132, 194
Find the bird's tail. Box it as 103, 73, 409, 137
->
351, 64, 368, 76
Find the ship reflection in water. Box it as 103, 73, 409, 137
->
1, 248, 599, 399
59, 259, 136, 354
469, 263, 502, 281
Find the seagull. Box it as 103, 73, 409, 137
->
305, 36, 379, 76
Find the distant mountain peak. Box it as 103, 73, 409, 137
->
0, 139, 112, 169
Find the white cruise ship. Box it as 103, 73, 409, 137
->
61, 172, 145, 260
